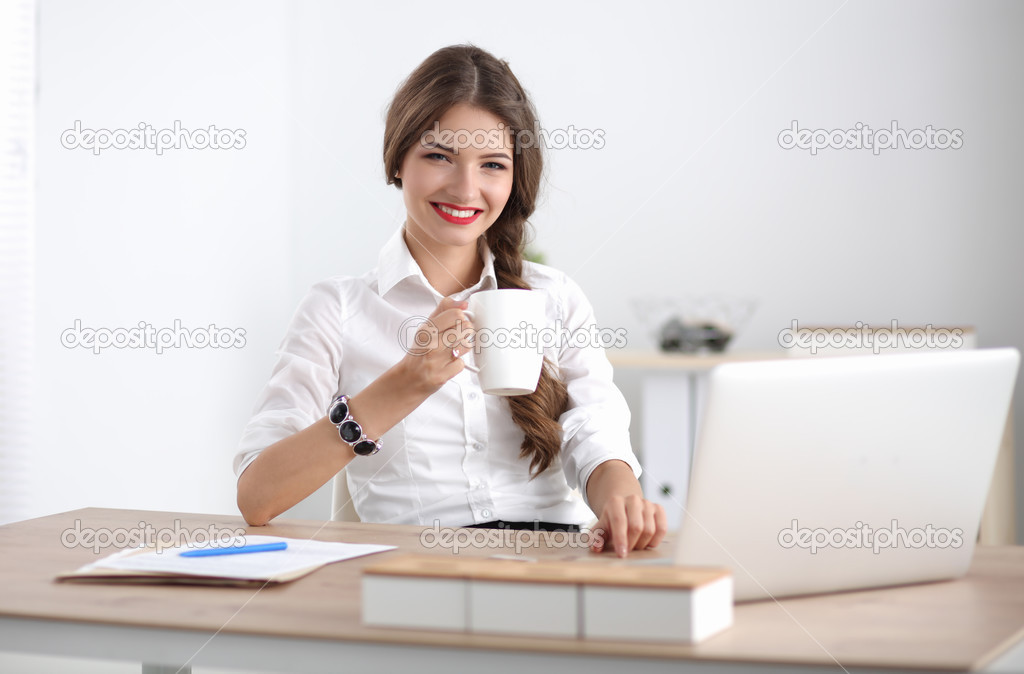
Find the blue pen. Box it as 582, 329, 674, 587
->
179, 541, 288, 558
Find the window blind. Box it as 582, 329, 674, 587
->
0, 0, 36, 524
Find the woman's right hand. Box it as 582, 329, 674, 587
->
399, 296, 475, 395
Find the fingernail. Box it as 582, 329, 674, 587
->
616, 545, 626, 557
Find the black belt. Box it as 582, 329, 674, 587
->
463, 520, 581, 533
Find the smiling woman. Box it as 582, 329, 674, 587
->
403, 110, 512, 229
392, 102, 516, 295
233, 44, 667, 557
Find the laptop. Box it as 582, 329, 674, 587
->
673, 348, 1020, 602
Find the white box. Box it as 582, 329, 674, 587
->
362, 575, 467, 631
469, 580, 578, 637
583, 576, 733, 643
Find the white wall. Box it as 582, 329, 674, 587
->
31, 1, 1024, 539
35, 0, 292, 518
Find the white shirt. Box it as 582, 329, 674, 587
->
234, 224, 642, 527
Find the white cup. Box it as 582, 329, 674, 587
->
461, 289, 546, 396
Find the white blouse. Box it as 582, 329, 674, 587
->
234, 224, 642, 527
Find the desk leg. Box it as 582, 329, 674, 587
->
142, 664, 191, 674
640, 373, 694, 530
692, 371, 710, 454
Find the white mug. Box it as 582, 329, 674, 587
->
460, 289, 546, 396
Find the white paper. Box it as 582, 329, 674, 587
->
87, 535, 396, 580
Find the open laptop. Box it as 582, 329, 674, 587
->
673, 348, 1020, 602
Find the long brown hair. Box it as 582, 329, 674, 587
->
383, 44, 569, 479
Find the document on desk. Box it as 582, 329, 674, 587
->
56, 535, 397, 587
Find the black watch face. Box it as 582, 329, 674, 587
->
353, 440, 377, 456
339, 420, 362, 443
329, 400, 349, 425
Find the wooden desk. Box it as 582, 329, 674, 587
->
1, 508, 1024, 673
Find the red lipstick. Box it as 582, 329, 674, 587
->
431, 202, 483, 225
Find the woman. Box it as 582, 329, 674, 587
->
235, 44, 667, 557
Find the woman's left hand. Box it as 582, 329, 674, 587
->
589, 494, 668, 558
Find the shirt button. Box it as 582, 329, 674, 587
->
473, 442, 483, 451
482, 509, 491, 518
469, 392, 478, 400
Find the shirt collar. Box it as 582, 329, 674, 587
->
376, 223, 499, 300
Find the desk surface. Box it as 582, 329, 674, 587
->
2, 508, 1024, 672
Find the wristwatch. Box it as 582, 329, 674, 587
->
327, 395, 382, 456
